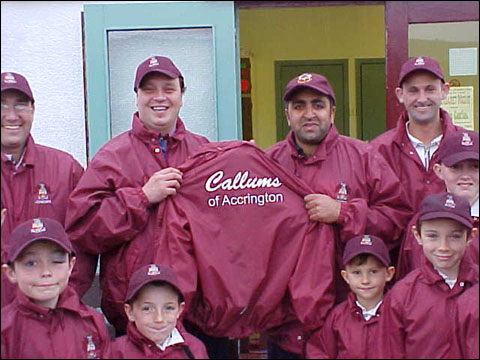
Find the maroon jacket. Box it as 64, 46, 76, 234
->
396, 213, 479, 281
451, 283, 479, 359
306, 292, 383, 359
1, 136, 96, 307
65, 114, 209, 332
108, 322, 208, 359
152, 141, 336, 338
1, 286, 110, 359
370, 109, 463, 211
378, 256, 478, 359
267, 126, 412, 301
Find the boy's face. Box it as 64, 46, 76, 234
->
341, 256, 395, 309
2, 240, 75, 309
434, 160, 479, 205
414, 218, 472, 279
125, 283, 184, 345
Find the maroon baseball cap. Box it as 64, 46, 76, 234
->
418, 193, 473, 229
6, 218, 73, 263
437, 130, 479, 167
134, 56, 183, 92
1, 72, 34, 103
126, 264, 185, 303
283, 73, 336, 105
398, 56, 445, 87
343, 235, 391, 267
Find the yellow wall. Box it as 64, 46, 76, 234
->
239, 5, 385, 149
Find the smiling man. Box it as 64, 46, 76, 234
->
65, 56, 210, 342
265, 72, 412, 358
1, 72, 96, 308
371, 56, 465, 211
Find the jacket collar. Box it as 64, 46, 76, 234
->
131, 112, 186, 145
126, 322, 186, 353
392, 108, 456, 146
287, 124, 340, 163
17, 285, 83, 317
420, 255, 478, 289
1, 135, 36, 167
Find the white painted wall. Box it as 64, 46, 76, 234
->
1, 1, 91, 166
2, 1, 152, 167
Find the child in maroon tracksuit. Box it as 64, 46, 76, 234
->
1, 218, 110, 359
306, 235, 395, 359
378, 193, 478, 359
108, 264, 208, 359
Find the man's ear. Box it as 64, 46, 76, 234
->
2, 264, 18, 284
441, 82, 450, 100
395, 87, 405, 104
284, 108, 291, 127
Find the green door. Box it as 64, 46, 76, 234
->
83, 1, 241, 158
275, 60, 349, 141
356, 58, 386, 141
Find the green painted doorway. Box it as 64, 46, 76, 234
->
275, 59, 349, 142
356, 58, 386, 141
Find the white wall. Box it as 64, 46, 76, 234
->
1, 1, 91, 166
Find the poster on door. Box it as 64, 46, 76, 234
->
442, 86, 475, 130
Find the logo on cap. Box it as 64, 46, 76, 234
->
445, 194, 456, 209
149, 57, 159, 68
3, 73, 17, 84
336, 182, 348, 202
147, 264, 161, 276
297, 73, 313, 84
360, 235, 373, 246
31, 218, 46, 234
414, 57, 425, 66
461, 132, 473, 146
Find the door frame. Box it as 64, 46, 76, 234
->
355, 58, 386, 141
384, 1, 479, 129
274, 59, 349, 141
83, 1, 241, 158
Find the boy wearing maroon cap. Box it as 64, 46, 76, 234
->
108, 264, 208, 359
397, 130, 479, 279
378, 193, 478, 359
1, 218, 109, 359
65, 56, 209, 337
371, 56, 464, 211
266, 72, 411, 357
306, 235, 394, 359
1, 71, 97, 307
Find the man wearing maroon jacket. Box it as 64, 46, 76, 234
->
65, 56, 210, 339
370, 56, 464, 211
1, 72, 96, 307
265, 72, 412, 358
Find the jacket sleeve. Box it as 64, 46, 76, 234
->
67, 158, 100, 298
377, 292, 406, 359
65, 155, 152, 255
289, 222, 336, 330
336, 149, 413, 249
305, 314, 337, 359
153, 199, 198, 307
